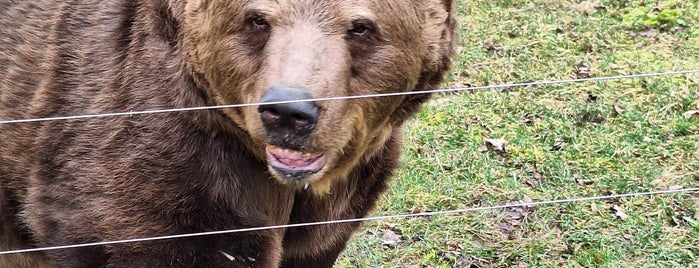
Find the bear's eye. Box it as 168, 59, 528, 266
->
247, 15, 269, 31
348, 20, 375, 39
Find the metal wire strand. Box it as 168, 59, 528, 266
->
1, 69, 697, 125
0, 187, 696, 255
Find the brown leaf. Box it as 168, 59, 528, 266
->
612, 205, 628, 220
446, 242, 462, 252
380, 230, 402, 247
577, 179, 594, 185
650, 178, 664, 187
484, 138, 507, 154
684, 110, 699, 118
574, 173, 594, 185
471, 239, 484, 249
505, 210, 526, 220
573, 0, 603, 15
524, 163, 543, 180
522, 114, 535, 126
638, 28, 657, 38
499, 222, 516, 233
525, 179, 541, 188
500, 196, 536, 234
575, 61, 592, 78
613, 100, 624, 115
455, 255, 484, 268
551, 140, 566, 151
410, 206, 427, 214
482, 40, 497, 52
669, 185, 683, 190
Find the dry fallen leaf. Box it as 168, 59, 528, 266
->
669, 185, 683, 190
551, 140, 566, 151
455, 255, 481, 267
500, 196, 537, 234
482, 40, 497, 52
484, 138, 507, 154
525, 179, 541, 188
499, 222, 516, 233
612, 205, 628, 220
684, 110, 699, 118
524, 163, 543, 180
574, 173, 594, 185
573, 0, 603, 16
380, 230, 402, 247
575, 61, 592, 78
638, 28, 657, 38
649, 178, 664, 187
613, 100, 624, 115
522, 113, 536, 126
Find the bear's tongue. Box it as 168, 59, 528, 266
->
266, 145, 327, 171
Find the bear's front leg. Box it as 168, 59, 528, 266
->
63, 231, 285, 268
280, 216, 365, 268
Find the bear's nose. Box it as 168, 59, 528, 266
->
258, 85, 320, 143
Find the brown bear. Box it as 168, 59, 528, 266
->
0, 0, 457, 267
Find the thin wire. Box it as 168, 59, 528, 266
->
1, 187, 696, 255
1, 69, 697, 125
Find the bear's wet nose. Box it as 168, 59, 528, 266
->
258, 85, 320, 144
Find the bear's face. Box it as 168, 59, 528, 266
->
183, 0, 454, 193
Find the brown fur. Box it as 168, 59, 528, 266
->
0, 0, 457, 267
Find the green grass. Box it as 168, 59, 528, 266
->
338, 0, 699, 267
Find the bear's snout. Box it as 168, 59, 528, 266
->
258, 85, 328, 182
258, 84, 321, 148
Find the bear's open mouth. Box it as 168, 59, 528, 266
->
265, 145, 328, 180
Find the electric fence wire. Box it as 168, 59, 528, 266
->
0, 188, 696, 255
1, 69, 697, 125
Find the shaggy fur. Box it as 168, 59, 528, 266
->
0, 0, 457, 267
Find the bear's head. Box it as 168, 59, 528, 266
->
181, 0, 457, 194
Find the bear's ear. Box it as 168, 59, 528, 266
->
421, 0, 457, 83
388, 0, 457, 126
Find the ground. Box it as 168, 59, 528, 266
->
338, 0, 699, 267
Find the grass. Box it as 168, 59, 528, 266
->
337, 0, 699, 267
